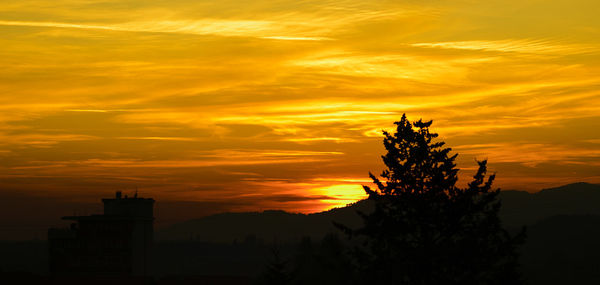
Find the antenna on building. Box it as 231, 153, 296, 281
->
135, 186, 138, 198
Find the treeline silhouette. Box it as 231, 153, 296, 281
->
4, 215, 600, 285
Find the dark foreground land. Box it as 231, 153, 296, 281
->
2, 182, 600, 284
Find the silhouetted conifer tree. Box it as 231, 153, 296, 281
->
337, 114, 525, 285
290, 234, 354, 285
258, 245, 292, 285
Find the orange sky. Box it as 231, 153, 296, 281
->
1, 0, 600, 222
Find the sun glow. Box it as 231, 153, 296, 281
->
313, 184, 368, 209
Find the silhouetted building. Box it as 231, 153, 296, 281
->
48, 191, 154, 277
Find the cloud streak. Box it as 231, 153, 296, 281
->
410, 39, 597, 55
0, 19, 331, 40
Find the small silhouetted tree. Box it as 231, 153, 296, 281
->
337, 114, 525, 285
258, 245, 293, 285
289, 235, 354, 285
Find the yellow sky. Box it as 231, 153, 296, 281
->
1, 0, 600, 214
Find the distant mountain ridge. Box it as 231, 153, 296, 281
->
156, 200, 372, 241
500, 182, 600, 227
157, 182, 600, 242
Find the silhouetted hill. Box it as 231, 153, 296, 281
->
156, 200, 372, 242
158, 182, 600, 241
500, 182, 600, 228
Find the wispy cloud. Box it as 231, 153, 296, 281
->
455, 143, 600, 167
0, 19, 331, 40
118, 136, 201, 142
285, 137, 357, 143
0, 133, 99, 147
410, 39, 598, 55
260, 36, 331, 41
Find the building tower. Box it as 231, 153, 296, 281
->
48, 191, 155, 276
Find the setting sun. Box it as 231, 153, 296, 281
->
314, 184, 368, 209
